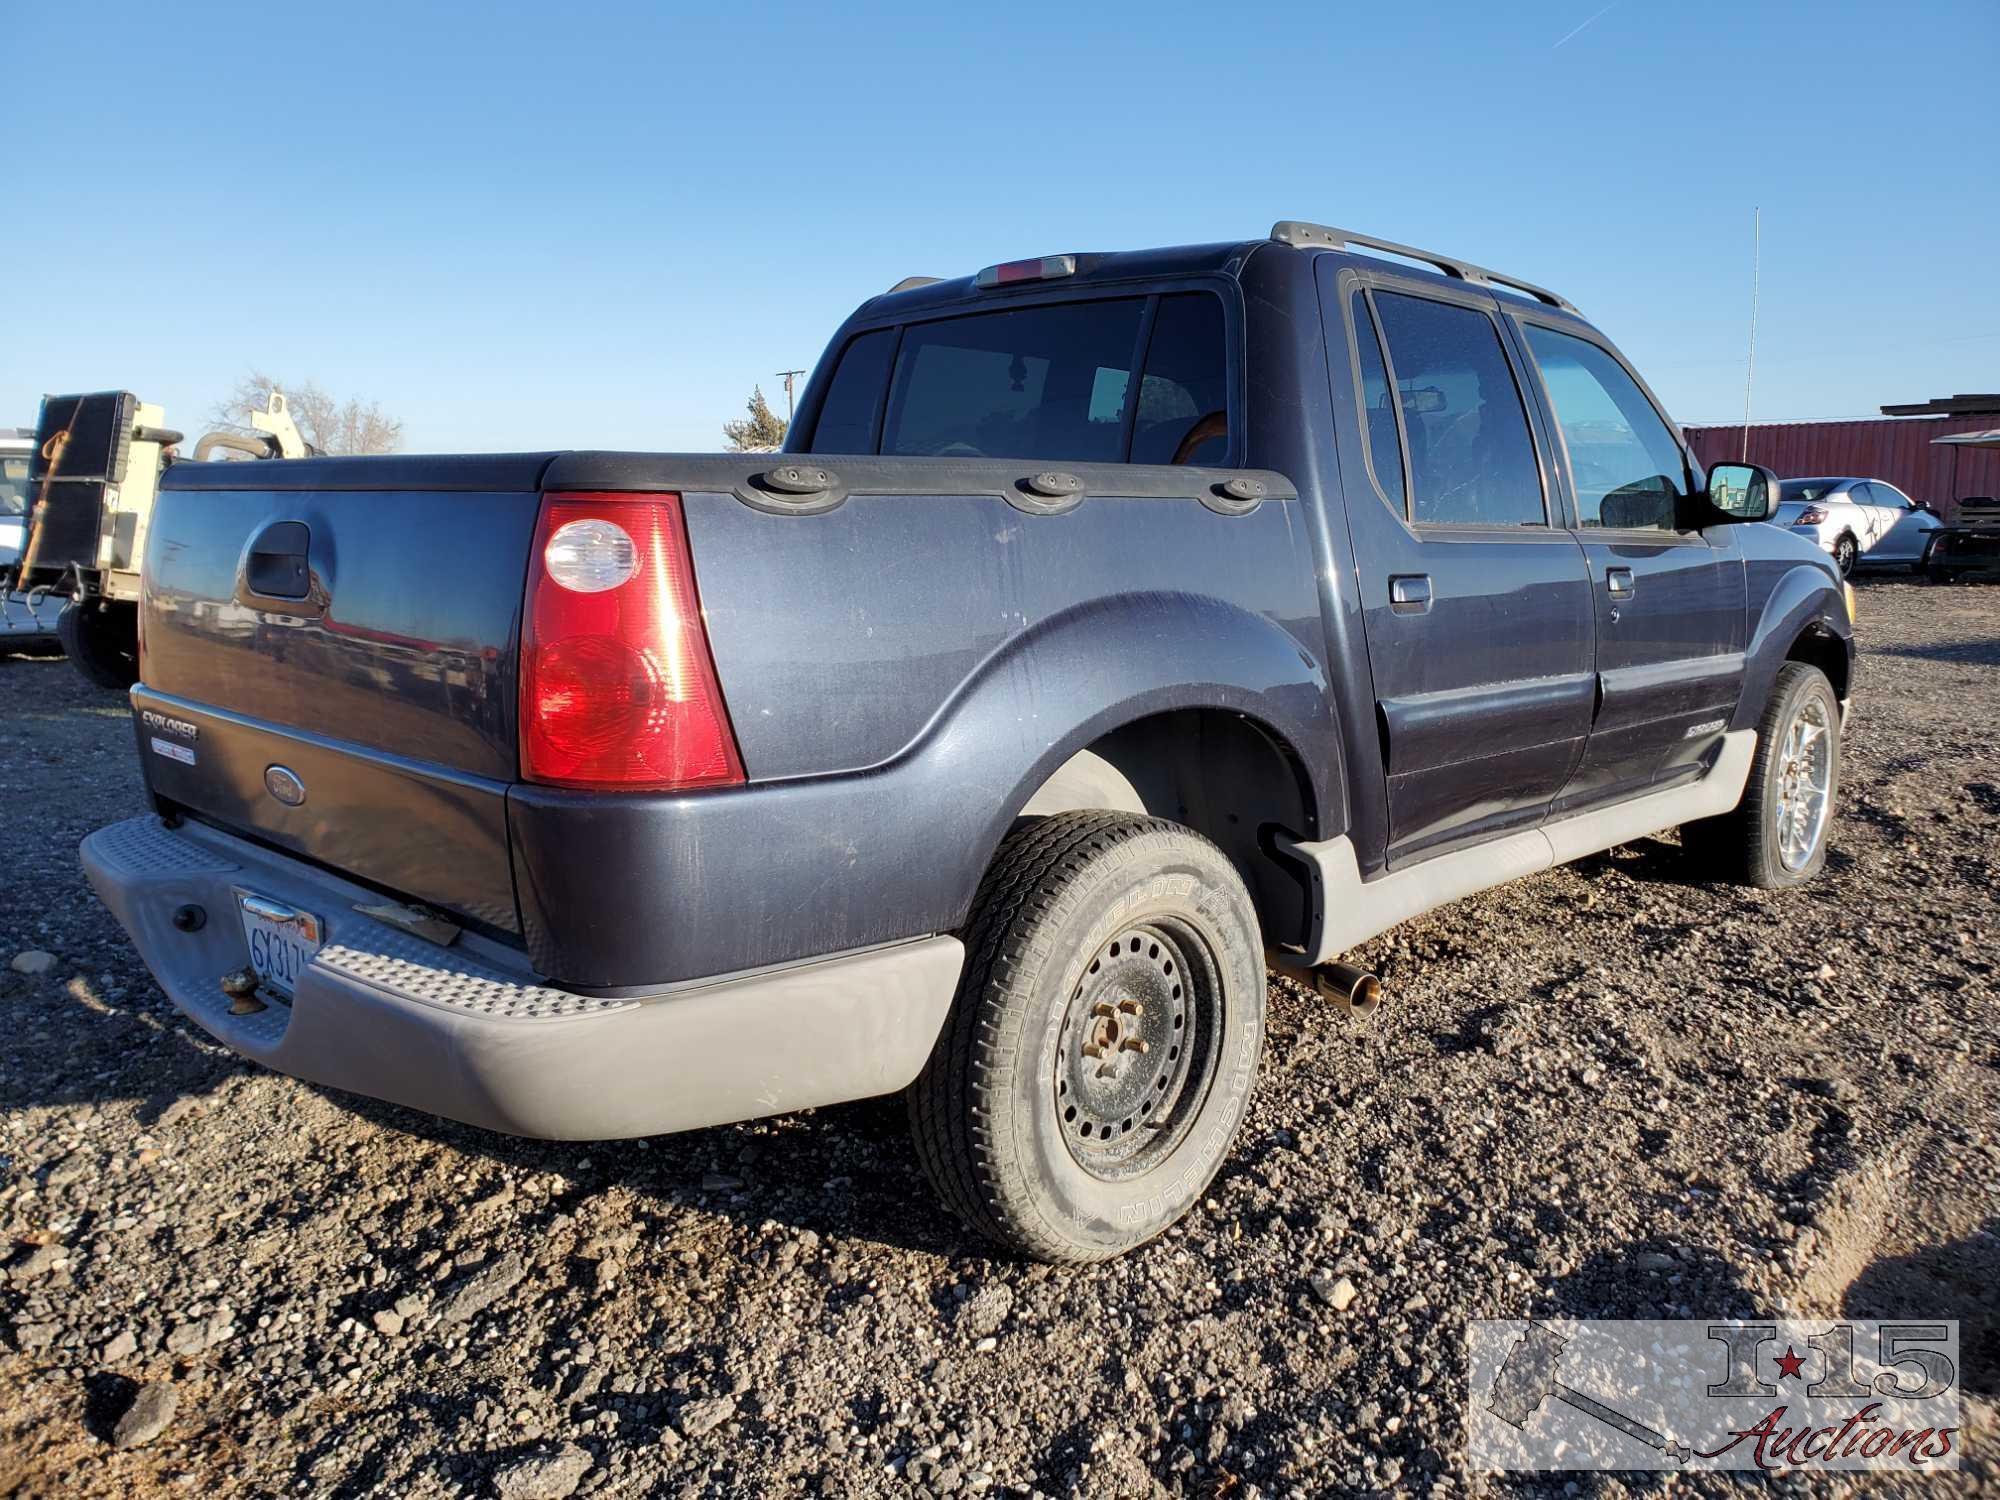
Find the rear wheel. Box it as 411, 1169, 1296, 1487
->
1682, 662, 1840, 889
58, 600, 138, 690
909, 812, 1265, 1263
1832, 533, 1858, 577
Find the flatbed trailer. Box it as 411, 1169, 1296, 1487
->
1922, 495, 2000, 581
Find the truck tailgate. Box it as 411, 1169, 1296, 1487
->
137, 457, 553, 932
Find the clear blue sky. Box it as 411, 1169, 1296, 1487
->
8, 0, 1995, 452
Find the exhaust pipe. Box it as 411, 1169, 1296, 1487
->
1310, 961, 1381, 1016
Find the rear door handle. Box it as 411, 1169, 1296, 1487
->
1389, 574, 1433, 614
1605, 567, 1635, 599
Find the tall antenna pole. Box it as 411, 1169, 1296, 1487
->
1741, 206, 1760, 460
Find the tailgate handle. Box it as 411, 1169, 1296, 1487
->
245, 521, 312, 601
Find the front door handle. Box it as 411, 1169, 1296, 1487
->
1605, 567, 1636, 599
1389, 574, 1433, 614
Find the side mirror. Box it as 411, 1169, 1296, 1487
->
1706, 461, 1779, 522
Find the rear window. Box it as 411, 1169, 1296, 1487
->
804, 292, 1230, 465
1780, 480, 1845, 502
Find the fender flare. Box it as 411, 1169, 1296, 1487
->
508, 593, 1342, 987
909, 591, 1340, 896
1734, 563, 1852, 731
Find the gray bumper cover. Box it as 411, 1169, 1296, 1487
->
81, 816, 963, 1140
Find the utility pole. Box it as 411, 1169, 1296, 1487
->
1741, 206, 1760, 460
776, 369, 807, 424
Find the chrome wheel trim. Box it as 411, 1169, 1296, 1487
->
1773, 694, 1833, 871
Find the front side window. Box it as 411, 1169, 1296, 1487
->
1371, 292, 1545, 527
1523, 325, 1687, 531
1863, 482, 1910, 509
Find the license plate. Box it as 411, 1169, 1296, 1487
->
236, 892, 324, 999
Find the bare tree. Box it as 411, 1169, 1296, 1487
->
211, 371, 404, 456
722, 386, 788, 452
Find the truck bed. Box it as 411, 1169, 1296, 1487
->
138, 451, 1323, 985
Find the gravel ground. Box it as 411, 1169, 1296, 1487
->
1, 579, 1995, 1498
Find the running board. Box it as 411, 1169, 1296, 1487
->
1277, 730, 1757, 966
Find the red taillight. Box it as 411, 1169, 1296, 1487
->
520, 492, 744, 790
1795, 505, 1828, 525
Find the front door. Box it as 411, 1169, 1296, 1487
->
1322, 269, 1596, 867
1508, 317, 1748, 811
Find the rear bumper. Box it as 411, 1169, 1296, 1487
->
81, 816, 963, 1140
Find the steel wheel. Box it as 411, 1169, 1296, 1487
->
1774, 693, 1833, 871
909, 813, 1265, 1262
1053, 921, 1222, 1182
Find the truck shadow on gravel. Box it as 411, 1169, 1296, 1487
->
314, 1083, 974, 1259
1534, 1242, 1767, 1324
1843, 1220, 2000, 1397
1869, 637, 2000, 667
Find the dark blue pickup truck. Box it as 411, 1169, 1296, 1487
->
83, 221, 1854, 1261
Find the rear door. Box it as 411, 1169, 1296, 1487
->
1830, 487, 1879, 547
1320, 266, 1595, 866
1508, 317, 1747, 810
1862, 482, 1939, 561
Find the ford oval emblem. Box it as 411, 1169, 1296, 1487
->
264, 765, 307, 807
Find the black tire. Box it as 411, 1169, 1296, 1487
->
909, 812, 1266, 1263
1832, 534, 1858, 578
1681, 662, 1841, 889
57, 600, 138, 690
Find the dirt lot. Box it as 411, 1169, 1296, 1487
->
1, 580, 1995, 1499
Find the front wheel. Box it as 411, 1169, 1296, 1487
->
909, 813, 1266, 1263
1682, 662, 1841, 889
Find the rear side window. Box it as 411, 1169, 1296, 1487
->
809, 329, 896, 452
1372, 292, 1545, 527
1349, 292, 1407, 512
1522, 325, 1686, 531
802, 292, 1230, 465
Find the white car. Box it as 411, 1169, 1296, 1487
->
1771, 476, 1943, 577
0, 429, 29, 567
2, 426, 64, 649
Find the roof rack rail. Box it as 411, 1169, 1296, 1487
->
1269, 220, 1578, 314
886, 275, 943, 294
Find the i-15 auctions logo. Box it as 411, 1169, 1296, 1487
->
1466, 1319, 1960, 1472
